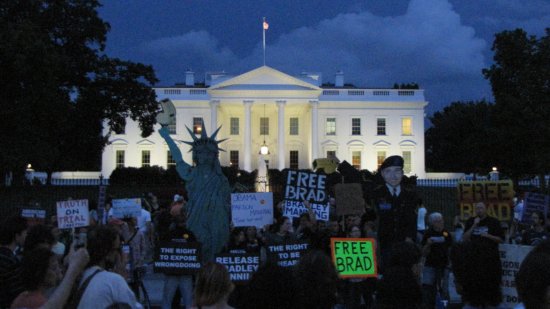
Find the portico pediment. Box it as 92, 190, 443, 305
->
209, 66, 322, 98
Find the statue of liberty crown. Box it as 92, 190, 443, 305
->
183, 122, 227, 152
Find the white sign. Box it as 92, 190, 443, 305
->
282, 200, 330, 221
56, 200, 89, 229
21, 209, 46, 219
111, 198, 142, 218
499, 243, 533, 308
231, 192, 273, 228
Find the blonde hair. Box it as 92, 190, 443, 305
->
194, 262, 234, 306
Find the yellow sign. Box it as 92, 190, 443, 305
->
457, 180, 514, 221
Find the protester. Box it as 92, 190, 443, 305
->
421, 212, 453, 308
451, 241, 504, 309
73, 225, 140, 309
240, 264, 298, 309
294, 250, 339, 309
416, 198, 428, 242
160, 209, 196, 309
375, 241, 423, 309
39, 247, 89, 309
515, 240, 550, 309
244, 226, 261, 253
224, 227, 247, 253
0, 215, 28, 308
264, 216, 295, 245
463, 202, 504, 248
192, 262, 234, 309
122, 217, 146, 297
10, 247, 62, 308
343, 225, 374, 309
23, 224, 55, 252
521, 211, 549, 246
372, 155, 418, 271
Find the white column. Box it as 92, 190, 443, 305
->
243, 100, 253, 171
209, 100, 220, 133
277, 100, 286, 170
310, 100, 319, 165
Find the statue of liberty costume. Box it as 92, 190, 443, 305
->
158, 105, 231, 261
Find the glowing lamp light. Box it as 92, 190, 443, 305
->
260, 142, 269, 155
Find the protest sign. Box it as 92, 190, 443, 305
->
334, 183, 365, 216
232, 192, 273, 228
56, 200, 89, 229
283, 170, 329, 221
266, 241, 309, 267
521, 192, 549, 224
21, 209, 46, 219
499, 244, 533, 308
215, 252, 260, 283
330, 238, 377, 278
111, 198, 142, 218
154, 241, 202, 275
457, 180, 514, 221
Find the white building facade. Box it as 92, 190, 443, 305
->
101, 66, 428, 178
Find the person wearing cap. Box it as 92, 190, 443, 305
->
372, 155, 418, 272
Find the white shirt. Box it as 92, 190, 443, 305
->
77, 266, 141, 309
417, 206, 427, 231
137, 209, 151, 234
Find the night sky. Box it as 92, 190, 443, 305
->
98, 0, 550, 116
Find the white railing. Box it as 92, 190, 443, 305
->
320, 89, 424, 101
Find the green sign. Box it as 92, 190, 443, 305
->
330, 238, 378, 278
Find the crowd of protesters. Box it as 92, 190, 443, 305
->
2, 159, 550, 308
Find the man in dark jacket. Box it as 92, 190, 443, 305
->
372, 155, 418, 272
0, 215, 28, 308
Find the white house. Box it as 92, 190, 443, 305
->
101, 66, 428, 178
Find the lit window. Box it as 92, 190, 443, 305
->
116, 150, 125, 169
141, 150, 151, 167
352, 151, 361, 169
403, 151, 412, 173
193, 117, 203, 134
352, 118, 361, 135
402, 117, 412, 135
377, 151, 386, 169
230, 150, 239, 167
290, 117, 299, 135
167, 151, 176, 168
230, 117, 239, 135
260, 117, 269, 135
326, 118, 336, 135
377, 118, 386, 135
290, 151, 299, 169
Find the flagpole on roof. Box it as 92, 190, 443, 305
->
262, 17, 269, 66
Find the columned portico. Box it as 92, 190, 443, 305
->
310, 100, 319, 165
243, 100, 253, 171
277, 100, 286, 170
209, 100, 219, 133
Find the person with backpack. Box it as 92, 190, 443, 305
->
68, 225, 141, 309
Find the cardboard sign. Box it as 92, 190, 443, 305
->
283, 170, 329, 221
499, 244, 533, 308
56, 200, 89, 229
215, 252, 260, 283
266, 241, 309, 267
521, 192, 549, 224
330, 238, 377, 278
231, 192, 273, 228
21, 209, 46, 219
334, 183, 365, 216
111, 198, 142, 219
457, 180, 514, 221
154, 241, 202, 275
